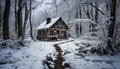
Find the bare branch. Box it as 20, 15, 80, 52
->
82, 3, 105, 15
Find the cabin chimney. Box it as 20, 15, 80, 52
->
46, 18, 51, 24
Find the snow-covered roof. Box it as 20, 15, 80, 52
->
36, 17, 61, 30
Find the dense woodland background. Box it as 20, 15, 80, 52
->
0, 0, 120, 53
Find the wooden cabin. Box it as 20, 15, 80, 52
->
36, 17, 69, 41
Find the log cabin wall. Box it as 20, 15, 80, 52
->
36, 17, 69, 41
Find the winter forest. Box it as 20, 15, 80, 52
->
0, 0, 120, 69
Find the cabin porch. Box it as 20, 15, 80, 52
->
36, 29, 67, 41
47, 28, 67, 41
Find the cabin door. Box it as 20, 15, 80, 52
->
57, 30, 66, 39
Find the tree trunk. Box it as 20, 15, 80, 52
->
29, 0, 34, 40
95, 1, 98, 24
107, 0, 116, 52
83, 5, 91, 19
75, 23, 79, 37
75, 7, 79, 18
17, 0, 23, 39
3, 0, 11, 40
0, 1, 2, 27
0, 1, 2, 29
0, 1, 2, 38
23, 2, 29, 39
79, 23, 82, 35
14, 0, 18, 36
79, 5, 82, 18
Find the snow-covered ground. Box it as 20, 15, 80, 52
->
60, 36, 120, 69
0, 40, 58, 69
0, 36, 120, 69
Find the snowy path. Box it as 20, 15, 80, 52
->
53, 40, 74, 69
43, 40, 72, 69
54, 44, 64, 69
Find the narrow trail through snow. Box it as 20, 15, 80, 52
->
53, 40, 74, 69
54, 44, 64, 69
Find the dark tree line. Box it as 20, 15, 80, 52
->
2, 0, 36, 40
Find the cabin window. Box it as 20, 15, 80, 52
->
57, 30, 59, 34
50, 31, 54, 35
89, 24, 92, 28
50, 30, 56, 35
56, 22, 65, 29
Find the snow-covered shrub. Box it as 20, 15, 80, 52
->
90, 43, 108, 55
74, 35, 110, 55
75, 42, 108, 55
0, 39, 26, 49
43, 53, 55, 69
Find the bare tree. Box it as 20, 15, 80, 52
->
23, 1, 29, 39
0, 0, 3, 38
29, 0, 34, 39
14, 0, 18, 36
0, 0, 2, 27
3, 0, 11, 40
94, 1, 98, 23
17, 0, 25, 39
22, 0, 43, 40
79, 23, 82, 35
107, 0, 117, 52
83, 2, 105, 16
75, 23, 79, 37
83, 5, 91, 19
